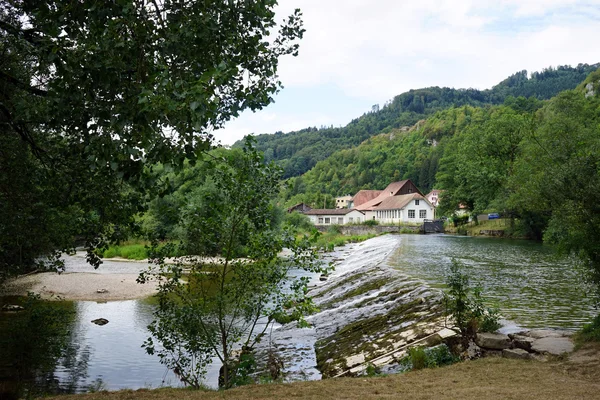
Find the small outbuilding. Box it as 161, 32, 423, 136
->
305, 209, 365, 225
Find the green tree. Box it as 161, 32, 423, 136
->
139, 139, 326, 389
0, 1, 304, 276
509, 77, 600, 297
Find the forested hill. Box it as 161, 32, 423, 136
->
233, 63, 599, 178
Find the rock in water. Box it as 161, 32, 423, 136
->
91, 318, 109, 326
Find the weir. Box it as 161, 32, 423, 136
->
257, 235, 446, 380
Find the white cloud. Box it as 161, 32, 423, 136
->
216, 0, 600, 144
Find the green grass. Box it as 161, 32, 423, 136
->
575, 314, 600, 345
314, 232, 376, 252
101, 240, 180, 260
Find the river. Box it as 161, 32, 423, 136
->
0, 234, 596, 397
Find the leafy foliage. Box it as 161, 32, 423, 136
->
508, 79, 600, 299
237, 64, 598, 179
444, 260, 501, 339
0, 0, 304, 276
139, 139, 327, 389
403, 344, 458, 371
576, 314, 600, 343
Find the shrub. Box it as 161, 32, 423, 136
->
364, 363, 381, 377
362, 220, 379, 226
444, 259, 501, 339
404, 344, 458, 371
283, 212, 314, 231
576, 314, 600, 343
452, 214, 469, 227
408, 346, 427, 370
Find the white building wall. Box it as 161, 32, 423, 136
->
399, 200, 433, 223
371, 200, 434, 224
310, 210, 365, 225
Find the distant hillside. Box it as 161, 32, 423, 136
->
234, 63, 599, 178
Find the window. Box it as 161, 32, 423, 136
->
415, 199, 420, 205
325, 217, 330, 224
349, 217, 353, 222
318, 217, 324, 224
408, 210, 415, 218
419, 210, 426, 218
338, 217, 344, 224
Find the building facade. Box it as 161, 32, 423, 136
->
305, 209, 365, 225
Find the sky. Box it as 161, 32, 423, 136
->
215, 0, 600, 145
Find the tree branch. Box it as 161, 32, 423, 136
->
0, 70, 48, 97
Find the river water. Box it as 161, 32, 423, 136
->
0, 234, 596, 397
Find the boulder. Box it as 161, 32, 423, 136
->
475, 332, 511, 350
91, 318, 109, 326
502, 348, 532, 360
512, 335, 535, 351
531, 337, 574, 356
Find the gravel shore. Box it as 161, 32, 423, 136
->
2, 271, 158, 301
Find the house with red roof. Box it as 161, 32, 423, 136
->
354, 179, 434, 223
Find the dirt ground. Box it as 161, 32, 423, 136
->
45, 344, 600, 400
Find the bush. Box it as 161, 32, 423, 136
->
444, 259, 501, 339
283, 212, 314, 231
452, 214, 469, 227
408, 346, 427, 370
404, 344, 458, 371
362, 219, 379, 226
576, 314, 600, 343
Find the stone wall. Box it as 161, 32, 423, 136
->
315, 225, 422, 235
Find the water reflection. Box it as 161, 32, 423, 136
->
0, 297, 87, 399
390, 234, 596, 329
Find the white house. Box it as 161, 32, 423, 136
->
305, 208, 366, 225
354, 179, 434, 223
369, 194, 434, 223
425, 189, 442, 208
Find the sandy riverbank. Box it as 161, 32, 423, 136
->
2, 271, 158, 301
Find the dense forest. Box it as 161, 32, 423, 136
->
236, 64, 599, 178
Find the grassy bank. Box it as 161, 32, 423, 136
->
314, 231, 377, 252
45, 344, 600, 400
446, 218, 511, 236
101, 240, 180, 260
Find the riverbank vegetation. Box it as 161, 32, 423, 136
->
138, 140, 326, 389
